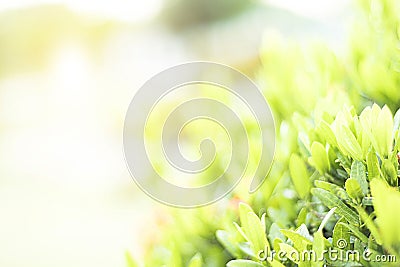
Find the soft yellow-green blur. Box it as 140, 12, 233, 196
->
0, 1, 349, 266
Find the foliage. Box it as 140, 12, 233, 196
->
213, 104, 400, 267
132, 0, 400, 266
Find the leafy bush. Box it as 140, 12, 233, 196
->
224, 104, 400, 266
131, 0, 400, 266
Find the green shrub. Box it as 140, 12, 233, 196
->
224, 104, 400, 266
131, 0, 400, 266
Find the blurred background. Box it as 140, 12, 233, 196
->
0, 0, 351, 266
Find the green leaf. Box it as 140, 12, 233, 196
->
311, 231, 325, 267
366, 149, 380, 180
314, 180, 349, 201
280, 229, 312, 251
311, 208, 336, 267
393, 108, 400, 133
361, 105, 380, 158
316, 120, 337, 147
188, 253, 202, 267
359, 106, 372, 134
296, 224, 314, 242
227, 260, 264, 267
311, 188, 359, 225
374, 105, 393, 157
333, 218, 350, 250
296, 208, 308, 227
245, 212, 269, 255
234, 222, 248, 243
337, 125, 363, 161
239, 202, 254, 229
237, 242, 255, 258
310, 142, 331, 173
337, 222, 368, 244
336, 152, 351, 172
370, 179, 400, 246
273, 238, 283, 252
314, 180, 334, 191
289, 154, 311, 198
279, 243, 299, 264
260, 213, 267, 234
354, 117, 371, 158
395, 130, 400, 153
350, 160, 368, 195
345, 178, 364, 203
269, 260, 286, 267
216, 230, 242, 258
268, 223, 286, 245
381, 159, 397, 186
318, 207, 337, 232
239, 203, 269, 255
238, 202, 253, 241
354, 206, 382, 245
